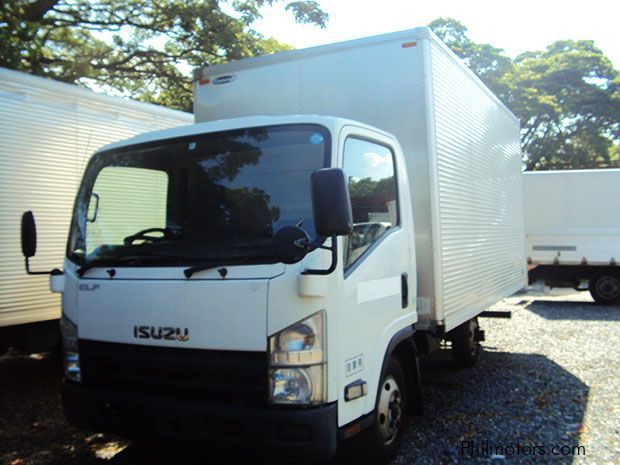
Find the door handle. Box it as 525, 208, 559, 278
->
401, 272, 408, 309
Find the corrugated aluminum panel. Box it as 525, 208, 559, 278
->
428, 41, 526, 330
0, 68, 193, 327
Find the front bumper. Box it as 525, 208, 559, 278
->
61, 381, 337, 462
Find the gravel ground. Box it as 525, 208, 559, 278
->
396, 288, 619, 465
0, 289, 618, 465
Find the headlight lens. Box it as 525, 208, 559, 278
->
278, 323, 315, 351
60, 315, 81, 382
270, 366, 324, 404
268, 311, 326, 405
269, 311, 324, 366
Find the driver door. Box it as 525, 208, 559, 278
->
336, 126, 413, 426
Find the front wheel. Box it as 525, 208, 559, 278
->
348, 358, 408, 465
589, 272, 620, 305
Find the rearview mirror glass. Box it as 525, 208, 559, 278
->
21, 211, 37, 258
311, 168, 353, 237
272, 226, 310, 264
87, 193, 100, 222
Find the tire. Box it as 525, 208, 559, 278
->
345, 358, 408, 465
450, 318, 481, 367
589, 272, 620, 305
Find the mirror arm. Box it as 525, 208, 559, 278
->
302, 235, 337, 276
24, 257, 61, 276
296, 235, 330, 252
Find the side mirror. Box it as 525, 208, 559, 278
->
311, 168, 353, 237
271, 168, 352, 275
21, 211, 37, 258
21, 211, 59, 276
272, 226, 310, 264
87, 193, 100, 222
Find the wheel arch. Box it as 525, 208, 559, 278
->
376, 326, 424, 415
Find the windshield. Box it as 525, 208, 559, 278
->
67, 124, 330, 267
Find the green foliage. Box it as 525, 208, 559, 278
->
0, 0, 327, 111
429, 18, 513, 100
1, 6, 617, 170
348, 177, 394, 199
348, 177, 395, 223
429, 18, 619, 171
508, 40, 619, 170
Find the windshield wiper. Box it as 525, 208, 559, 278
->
183, 252, 274, 279
76, 251, 273, 279
77, 253, 182, 277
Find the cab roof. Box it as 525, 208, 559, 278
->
96, 114, 396, 153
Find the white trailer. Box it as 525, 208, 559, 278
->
21, 28, 525, 463
524, 169, 620, 304
0, 67, 193, 349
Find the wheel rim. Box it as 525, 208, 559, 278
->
595, 275, 620, 301
377, 375, 402, 445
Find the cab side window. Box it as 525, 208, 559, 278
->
342, 137, 398, 269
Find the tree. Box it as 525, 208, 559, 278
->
428, 18, 513, 101
348, 176, 395, 223
0, 0, 328, 111
429, 18, 619, 171
508, 41, 619, 170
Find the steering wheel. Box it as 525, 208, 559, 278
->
123, 228, 170, 245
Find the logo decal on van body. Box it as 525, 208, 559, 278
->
212, 75, 236, 85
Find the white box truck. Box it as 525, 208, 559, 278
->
0, 67, 193, 350
524, 169, 620, 304
20, 28, 525, 463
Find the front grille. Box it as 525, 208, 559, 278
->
79, 340, 268, 406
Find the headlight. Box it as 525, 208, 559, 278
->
60, 315, 81, 382
268, 311, 326, 405
270, 366, 324, 404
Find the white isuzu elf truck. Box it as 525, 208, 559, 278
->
20, 28, 526, 463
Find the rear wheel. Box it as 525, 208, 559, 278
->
589, 272, 620, 305
450, 318, 482, 367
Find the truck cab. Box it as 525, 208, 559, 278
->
25, 115, 420, 463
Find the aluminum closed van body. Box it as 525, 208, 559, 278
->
0, 67, 192, 343
194, 27, 526, 331
28, 28, 525, 463
524, 169, 620, 304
